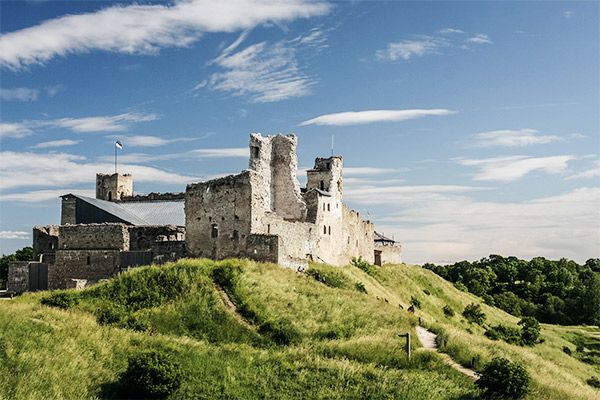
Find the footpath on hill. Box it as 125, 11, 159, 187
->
415, 326, 480, 380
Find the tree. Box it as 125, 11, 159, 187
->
518, 317, 540, 346
477, 357, 530, 399
462, 303, 486, 325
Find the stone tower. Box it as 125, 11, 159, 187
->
306, 157, 343, 201
96, 173, 133, 201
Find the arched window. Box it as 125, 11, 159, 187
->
107, 191, 112, 201
211, 224, 218, 238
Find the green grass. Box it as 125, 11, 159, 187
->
0, 258, 598, 399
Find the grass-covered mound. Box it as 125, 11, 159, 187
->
0, 258, 598, 399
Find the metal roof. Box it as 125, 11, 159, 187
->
65, 194, 185, 226
313, 188, 331, 197
374, 231, 395, 243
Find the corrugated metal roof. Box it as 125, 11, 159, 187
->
67, 194, 184, 226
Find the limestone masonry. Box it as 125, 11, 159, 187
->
8, 133, 402, 292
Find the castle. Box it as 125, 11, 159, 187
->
7, 134, 402, 292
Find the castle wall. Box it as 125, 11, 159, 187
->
50, 250, 119, 290
375, 244, 403, 265
96, 173, 133, 201
128, 225, 185, 251
246, 234, 280, 264
33, 225, 59, 261
260, 212, 312, 268
61, 195, 77, 224
7, 262, 29, 293
185, 172, 253, 259
151, 241, 187, 264
58, 224, 129, 250
341, 205, 375, 265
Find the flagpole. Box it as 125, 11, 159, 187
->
115, 138, 117, 174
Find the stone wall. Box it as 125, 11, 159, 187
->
246, 234, 280, 264
185, 172, 253, 259
375, 244, 403, 265
96, 173, 133, 201
128, 225, 185, 251
151, 241, 187, 264
261, 212, 312, 269
61, 195, 77, 225
58, 223, 129, 250
50, 250, 120, 289
341, 205, 375, 265
120, 192, 184, 202
7, 262, 29, 293
33, 225, 59, 261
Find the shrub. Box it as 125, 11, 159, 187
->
435, 328, 449, 348
40, 291, 80, 309
563, 346, 572, 356
477, 357, 530, 399
462, 303, 486, 325
485, 324, 522, 345
518, 317, 540, 346
120, 351, 182, 398
351, 256, 374, 275
410, 296, 421, 309
442, 305, 455, 317
355, 282, 367, 294
454, 281, 468, 292
423, 289, 431, 296
587, 376, 600, 389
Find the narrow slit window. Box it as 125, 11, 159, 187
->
86, 255, 91, 265
211, 224, 218, 238
323, 225, 327, 234
320, 180, 324, 190
327, 204, 330, 211
328, 226, 331, 235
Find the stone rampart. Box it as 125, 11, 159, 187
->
7, 262, 29, 293
58, 224, 129, 250
375, 244, 403, 265
50, 249, 120, 289
128, 225, 185, 251
33, 225, 59, 261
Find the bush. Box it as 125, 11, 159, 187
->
120, 351, 182, 398
40, 291, 80, 309
442, 305, 455, 317
355, 282, 367, 294
563, 346, 572, 356
410, 296, 422, 309
587, 376, 600, 389
462, 303, 486, 325
423, 289, 431, 296
477, 357, 530, 399
435, 328, 449, 348
454, 281, 468, 292
518, 317, 540, 346
485, 325, 522, 345
351, 256, 374, 275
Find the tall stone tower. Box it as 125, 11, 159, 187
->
306, 157, 343, 201
96, 173, 133, 201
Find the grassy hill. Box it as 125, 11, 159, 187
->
0, 259, 598, 399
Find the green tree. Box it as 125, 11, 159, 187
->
518, 317, 540, 346
462, 303, 486, 325
477, 357, 530, 399
493, 291, 522, 316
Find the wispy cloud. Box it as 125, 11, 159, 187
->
122, 135, 197, 147
466, 34, 492, 44
96, 147, 249, 163
30, 139, 80, 149
472, 128, 562, 147
0, 189, 95, 203
299, 109, 455, 126
191, 148, 249, 158
344, 184, 491, 205
564, 11, 574, 19
0, 87, 39, 101
205, 40, 314, 102
0, 151, 200, 189
0, 0, 331, 70
2, 112, 157, 138
456, 155, 575, 182
0, 122, 33, 139
376, 36, 445, 61
343, 167, 402, 176
439, 28, 464, 35
0, 231, 30, 239
566, 160, 600, 180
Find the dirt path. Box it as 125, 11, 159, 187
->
415, 326, 480, 379
213, 282, 255, 331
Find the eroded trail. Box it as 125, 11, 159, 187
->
213, 282, 256, 331
415, 326, 480, 379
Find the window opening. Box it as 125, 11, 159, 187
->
86, 255, 91, 265
320, 180, 324, 190
323, 225, 327, 234
328, 226, 331, 235
327, 204, 330, 211
107, 192, 112, 201
211, 224, 218, 238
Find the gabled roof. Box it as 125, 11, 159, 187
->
62, 194, 184, 226
374, 231, 395, 243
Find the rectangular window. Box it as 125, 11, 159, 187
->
211, 224, 218, 238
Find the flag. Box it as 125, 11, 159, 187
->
115, 140, 123, 149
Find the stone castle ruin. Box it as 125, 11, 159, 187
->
8, 133, 402, 292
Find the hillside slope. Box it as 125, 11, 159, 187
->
0, 259, 598, 399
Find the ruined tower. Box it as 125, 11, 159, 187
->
96, 173, 133, 201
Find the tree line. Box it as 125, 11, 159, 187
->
423, 255, 600, 326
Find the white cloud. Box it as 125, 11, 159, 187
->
299, 109, 456, 126
205, 40, 314, 102
191, 148, 249, 157
457, 155, 575, 182
96, 147, 249, 163
566, 160, 600, 180
0, 0, 331, 70
123, 135, 196, 147
370, 187, 600, 265
472, 128, 562, 147
564, 11, 574, 19
30, 139, 80, 149
376, 37, 444, 61
45, 85, 64, 97
0, 122, 33, 139
466, 34, 492, 44
439, 28, 464, 34
343, 167, 402, 176
344, 184, 491, 206
2, 112, 157, 138
0, 87, 39, 101
0, 151, 200, 189
0, 231, 30, 239
0, 189, 95, 203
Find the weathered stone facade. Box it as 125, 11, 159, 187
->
18, 132, 401, 291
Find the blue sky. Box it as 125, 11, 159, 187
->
1, 0, 598, 264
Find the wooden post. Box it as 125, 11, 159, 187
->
419, 317, 421, 326
398, 333, 411, 359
